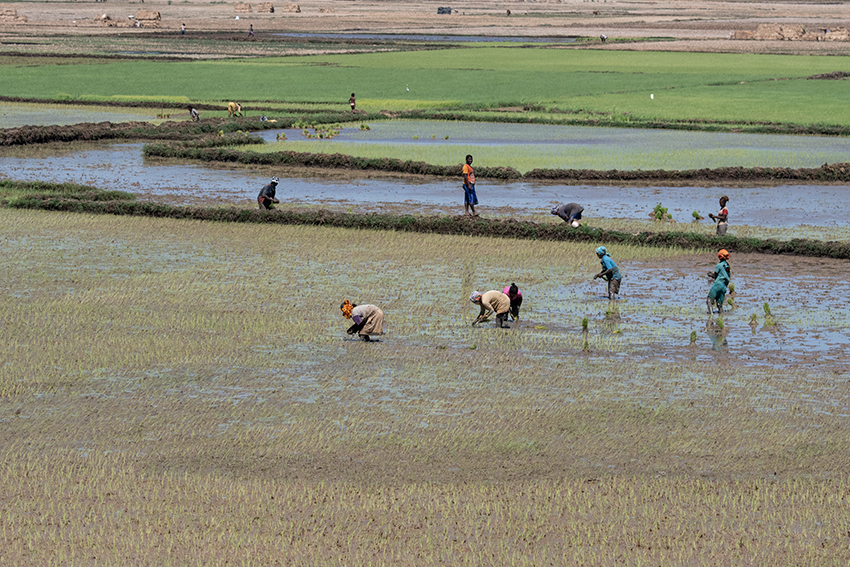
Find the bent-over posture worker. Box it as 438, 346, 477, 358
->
470, 290, 511, 328
228, 102, 243, 117
502, 283, 523, 322
707, 249, 732, 314
340, 300, 384, 342
593, 246, 623, 300
551, 203, 584, 226
257, 177, 279, 209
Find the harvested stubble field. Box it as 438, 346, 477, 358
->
1, 208, 849, 565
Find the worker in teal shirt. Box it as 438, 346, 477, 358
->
707, 249, 731, 314
593, 246, 622, 300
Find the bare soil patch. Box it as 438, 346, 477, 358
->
3, 0, 850, 56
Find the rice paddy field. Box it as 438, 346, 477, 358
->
1, 208, 849, 565
4, 18, 850, 564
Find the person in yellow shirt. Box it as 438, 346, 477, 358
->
227, 102, 243, 117
470, 290, 511, 328
461, 154, 478, 216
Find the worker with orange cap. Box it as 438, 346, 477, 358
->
707, 249, 731, 314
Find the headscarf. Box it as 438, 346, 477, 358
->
718, 249, 730, 260
469, 291, 482, 303
595, 246, 608, 256
551, 206, 559, 215
340, 300, 354, 319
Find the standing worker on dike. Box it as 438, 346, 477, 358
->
340, 300, 384, 342
708, 195, 730, 235
707, 249, 732, 314
470, 290, 511, 328
257, 177, 279, 209
461, 154, 479, 217
593, 246, 623, 300
551, 203, 584, 227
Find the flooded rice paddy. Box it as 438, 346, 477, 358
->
2, 139, 850, 231
2, 107, 849, 378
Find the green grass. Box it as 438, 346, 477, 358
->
2, 49, 850, 126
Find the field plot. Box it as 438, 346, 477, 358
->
1, 208, 849, 565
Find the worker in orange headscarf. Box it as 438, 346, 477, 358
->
707, 249, 731, 314
340, 300, 384, 342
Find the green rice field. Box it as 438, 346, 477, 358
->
3, 49, 850, 127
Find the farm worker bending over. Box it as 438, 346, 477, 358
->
502, 283, 523, 322
188, 106, 200, 122
470, 290, 511, 328
551, 203, 584, 227
257, 177, 279, 209
340, 300, 384, 342
708, 195, 729, 235
593, 246, 623, 300
707, 249, 732, 314
228, 102, 243, 117
462, 154, 478, 217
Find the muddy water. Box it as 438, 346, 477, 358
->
1, 140, 848, 230
602, 254, 850, 370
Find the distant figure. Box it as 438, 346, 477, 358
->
461, 154, 478, 216
248, 24, 253, 37
593, 246, 622, 300
551, 203, 584, 227
502, 283, 523, 322
707, 249, 731, 314
470, 290, 511, 328
341, 300, 384, 342
506, 9, 511, 15
181, 23, 186, 35
257, 177, 279, 209
228, 101, 243, 117
600, 33, 607, 42
188, 106, 199, 122
708, 195, 729, 235
349, 93, 356, 112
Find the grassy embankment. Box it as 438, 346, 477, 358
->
2, 207, 849, 565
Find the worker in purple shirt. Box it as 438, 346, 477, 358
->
502, 283, 523, 322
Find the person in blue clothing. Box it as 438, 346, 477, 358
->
593, 246, 622, 300
707, 249, 731, 314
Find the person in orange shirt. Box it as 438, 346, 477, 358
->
461, 154, 478, 216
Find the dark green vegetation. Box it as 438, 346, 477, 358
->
4, 179, 849, 259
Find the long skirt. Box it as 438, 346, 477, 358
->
361, 308, 384, 336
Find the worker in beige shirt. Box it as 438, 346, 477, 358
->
469, 290, 511, 328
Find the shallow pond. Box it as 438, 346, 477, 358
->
1, 140, 848, 230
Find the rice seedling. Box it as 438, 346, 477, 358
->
2, 208, 849, 565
